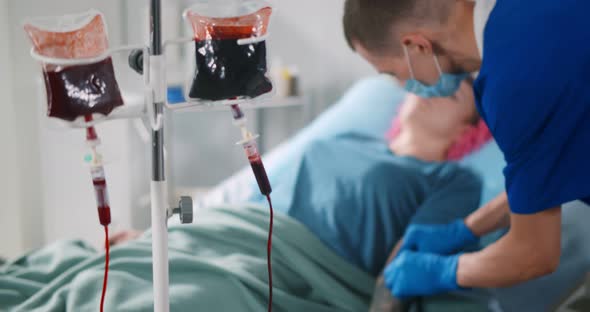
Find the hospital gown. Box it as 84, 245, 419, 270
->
252, 134, 482, 276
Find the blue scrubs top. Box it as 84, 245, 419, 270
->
473, 0, 590, 214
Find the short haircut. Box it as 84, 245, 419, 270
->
343, 0, 454, 55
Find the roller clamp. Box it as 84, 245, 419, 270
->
171, 196, 193, 224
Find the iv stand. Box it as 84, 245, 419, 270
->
130, 1, 261, 310
147, 0, 170, 311
126, 1, 192, 310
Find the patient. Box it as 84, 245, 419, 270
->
267, 80, 485, 311
249, 80, 482, 277
2, 79, 581, 312
64, 78, 483, 311
113, 80, 484, 275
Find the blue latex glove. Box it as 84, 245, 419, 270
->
401, 219, 478, 254
384, 250, 461, 298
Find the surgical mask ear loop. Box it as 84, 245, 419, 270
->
433, 55, 463, 101
403, 44, 444, 82
403, 45, 417, 80
432, 54, 444, 77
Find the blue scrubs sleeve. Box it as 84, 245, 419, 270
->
481, 77, 590, 214
474, 0, 590, 214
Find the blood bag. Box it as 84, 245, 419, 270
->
183, 0, 273, 105
24, 10, 124, 124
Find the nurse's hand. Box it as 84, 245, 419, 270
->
384, 250, 460, 298
401, 220, 478, 255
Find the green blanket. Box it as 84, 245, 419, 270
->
0, 205, 374, 312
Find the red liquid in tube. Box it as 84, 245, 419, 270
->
249, 154, 272, 196
92, 174, 111, 226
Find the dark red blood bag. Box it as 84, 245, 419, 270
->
184, 1, 273, 103
25, 11, 124, 123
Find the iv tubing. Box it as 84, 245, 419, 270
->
265, 195, 274, 312
84, 115, 110, 311
100, 226, 110, 312
230, 104, 274, 311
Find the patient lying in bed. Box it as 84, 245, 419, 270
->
113, 80, 484, 277
246, 80, 484, 277
103, 79, 487, 310
114, 80, 485, 276
3, 77, 586, 312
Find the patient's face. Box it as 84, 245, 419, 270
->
400, 81, 477, 138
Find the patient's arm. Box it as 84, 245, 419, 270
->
458, 206, 562, 287
370, 275, 403, 312
109, 230, 143, 246
368, 193, 510, 311
465, 192, 510, 237
369, 169, 492, 311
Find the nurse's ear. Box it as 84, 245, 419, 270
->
401, 34, 440, 84
401, 34, 434, 56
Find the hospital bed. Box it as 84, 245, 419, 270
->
188, 75, 590, 312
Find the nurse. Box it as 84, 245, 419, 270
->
342, 0, 590, 297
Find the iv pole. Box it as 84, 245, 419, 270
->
133, 1, 263, 310
147, 0, 170, 311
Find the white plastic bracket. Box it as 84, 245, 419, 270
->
237, 34, 270, 46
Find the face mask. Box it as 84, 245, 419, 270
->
403, 45, 468, 98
